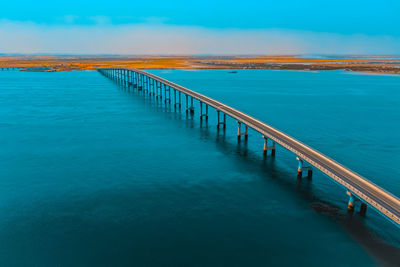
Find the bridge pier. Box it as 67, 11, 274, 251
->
164, 85, 171, 103
262, 136, 276, 157
174, 90, 181, 109
346, 191, 368, 215
237, 121, 248, 140
200, 102, 208, 121
133, 72, 137, 89
217, 111, 226, 129
296, 156, 312, 179
156, 81, 162, 99
139, 73, 142, 90
134, 73, 138, 89
143, 76, 149, 93
150, 79, 155, 95
360, 203, 367, 216
185, 95, 194, 114
347, 191, 355, 212
126, 71, 130, 88
126, 71, 129, 88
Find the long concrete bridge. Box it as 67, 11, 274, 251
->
98, 68, 400, 228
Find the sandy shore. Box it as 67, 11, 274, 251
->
1, 55, 399, 75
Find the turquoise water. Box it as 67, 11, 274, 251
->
0, 69, 399, 266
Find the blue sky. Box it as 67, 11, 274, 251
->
1, 0, 399, 54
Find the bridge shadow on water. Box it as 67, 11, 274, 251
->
115, 80, 400, 265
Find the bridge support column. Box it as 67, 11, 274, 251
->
346, 192, 367, 215
174, 90, 181, 109
200, 102, 208, 121
137, 74, 141, 90
164, 85, 171, 103
126, 71, 130, 88
237, 121, 248, 140
360, 203, 367, 216
132, 72, 136, 89
217, 111, 226, 129
186, 95, 194, 114
347, 191, 355, 212
156, 81, 162, 99
296, 156, 312, 179
262, 136, 276, 157
143, 76, 148, 93
130, 71, 133, 86
150, 79, 155, 95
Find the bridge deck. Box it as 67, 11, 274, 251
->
102, 68, 400, 227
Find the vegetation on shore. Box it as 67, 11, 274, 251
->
1, 55, 399, 74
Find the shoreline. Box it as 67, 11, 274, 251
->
1, 55, 399, 75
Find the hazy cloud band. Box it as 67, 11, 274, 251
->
1, 20, 399, 55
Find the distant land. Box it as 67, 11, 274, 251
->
1, 55, 400, 75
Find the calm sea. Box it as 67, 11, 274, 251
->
0, 69, 399, 266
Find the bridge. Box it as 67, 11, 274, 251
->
98, 68, 400, 228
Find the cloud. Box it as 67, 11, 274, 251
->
61, 15, 79, 24
0, 19, 399, 55
88, 16, 111, 25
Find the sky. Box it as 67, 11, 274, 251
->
1, 0, 399, 55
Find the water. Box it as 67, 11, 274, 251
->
0, 69, 399, 266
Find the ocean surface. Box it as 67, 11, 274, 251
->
0, 69, 399, 266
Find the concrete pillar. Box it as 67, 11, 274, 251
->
237, 121, 248, 140
263, 137, 268, 156
190, 97, 194, 114
223, 114, 226, 129
297, 156, 303, 179
200, 102, 208, 121
360, 203, 367, 215
217, 111, 226, 129
272, 142, 276, 157
307, 169, 313, 179
263, 136, 276, 157
237, 121, 241, 140
186, 95, 189, 113
185, 96, 194, 114
200, 102, 203, 120
347, 192, 355, 212
174, 91, 181, 108
164, 85, 171, 103
157, 82, 161, 98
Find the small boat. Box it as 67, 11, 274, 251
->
228, 71, 238, 74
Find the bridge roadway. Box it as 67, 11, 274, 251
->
99, 68, 400, 228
